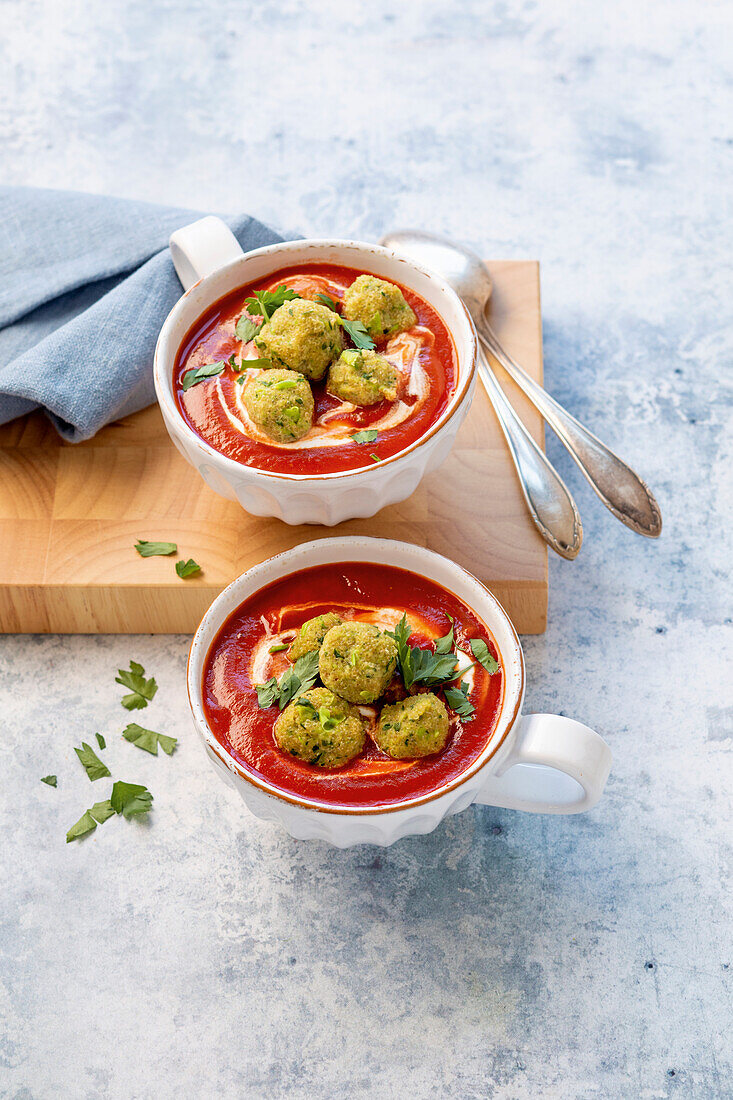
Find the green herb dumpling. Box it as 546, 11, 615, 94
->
241, 368, 313, 443
327, 349, 398, 406
375, 692, 450, 759
274, 687, 366, 768
342, 275, 417, 344
319, 621, 398, 704
254, 298, 343, 381
287, 612, 343, 661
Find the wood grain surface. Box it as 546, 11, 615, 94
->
0, 260, 547, 634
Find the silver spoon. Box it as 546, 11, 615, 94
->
380, 230, 662, 540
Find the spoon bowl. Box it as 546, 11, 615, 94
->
380, 229, 662, 540
381, 229, 496, 321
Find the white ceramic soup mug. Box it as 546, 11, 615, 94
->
153, 217, 478, 526
187, 537, 612, 847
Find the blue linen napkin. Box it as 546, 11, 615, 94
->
0, 187, 284, 440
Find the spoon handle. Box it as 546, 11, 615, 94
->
478, 323, 662, 538
477, 351, 582, 559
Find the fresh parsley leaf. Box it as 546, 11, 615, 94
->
255, 677, 279, 708
66, 789, 147, 842
235, 314, 262, 342
89, 799, 115, 823
387, 614, 461, 692
135, 540, 177, 558
410, 648, 460, 688
95, 733, 106, 750
255, 649, 321, 711
469, 638, 500, 675
116, 661, 158, 711
66, 810, 99, 843
181, 360, 227, 391
74, 742, 111, 782
351, 429, 379, 444
41, 775, 57, 787
316, 292, 339, 311
434, 614, 455, 654
245, 286, 300, 322
122, 722, 177, 756
176, 558, 201, 578
110, 781, 154, 819
339, 316, 376, 350
388, 614, 411, 665
443, 681, 476, 719
276, 650, 320, 710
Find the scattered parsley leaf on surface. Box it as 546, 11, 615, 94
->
315, 292, 339, 311
41, 775, 57, 787
339, 316, 376, 350
181, 360, 227, 391
122, 722, 178, 756
66, 810, 99, 843
116, 660, 158, 711
89, 799, 115, 824
235, 314, 262, 342
351, 429, 379, 445
74, 742, 111, 782
66, 787, 148, 842
95, 733, 106, 750
434, 614, 455, 654
111, 781, 154, 820
443, 681, 476, 719
175, 558, 201, 579
245, 286, 300, 322
134, 540, 177, 558
370, 452, 380, 462
469, 638, 499, 675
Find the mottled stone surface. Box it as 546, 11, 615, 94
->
1, 1, 731, 1097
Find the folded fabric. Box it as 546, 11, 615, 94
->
0, 187, 284, 440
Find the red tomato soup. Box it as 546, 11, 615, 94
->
202, 563, 504, 809
173, 264, 458, 475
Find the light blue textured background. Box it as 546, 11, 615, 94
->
1, 2, 731, 1097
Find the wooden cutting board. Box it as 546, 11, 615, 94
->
0, 260, 547, 634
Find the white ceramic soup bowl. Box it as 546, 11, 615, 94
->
153, 217, 478, 526
187, 537, 612, 847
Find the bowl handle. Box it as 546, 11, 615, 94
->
169, 215, 244, 291
473, 714, 612, 814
